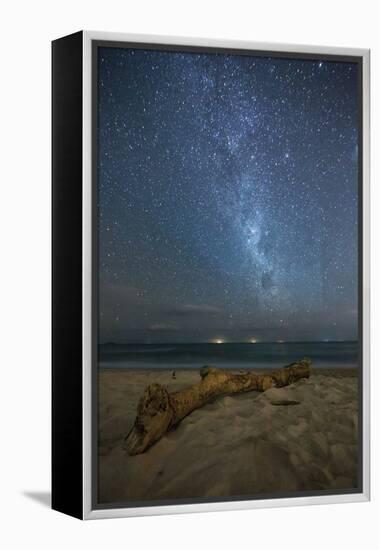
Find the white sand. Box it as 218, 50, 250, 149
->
98, 368, 358, 504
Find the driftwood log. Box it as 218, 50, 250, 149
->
125, 358, 311, 455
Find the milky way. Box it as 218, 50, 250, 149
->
97, 46, 359, 343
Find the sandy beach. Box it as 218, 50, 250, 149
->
98, 367, 359, 504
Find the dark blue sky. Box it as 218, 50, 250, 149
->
97, 46, 359, 344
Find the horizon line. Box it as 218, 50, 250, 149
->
100, 339, 359, 345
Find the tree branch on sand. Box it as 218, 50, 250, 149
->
125, 358, 312, 455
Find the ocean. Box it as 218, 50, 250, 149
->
98, 341, 359, 370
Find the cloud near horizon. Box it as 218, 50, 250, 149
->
167, 304, 221, 316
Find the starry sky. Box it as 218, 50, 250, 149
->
97, 46, 359, 344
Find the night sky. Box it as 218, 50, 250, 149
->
97, 47, 359, 344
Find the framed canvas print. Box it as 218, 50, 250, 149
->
52, 31, 370, 519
